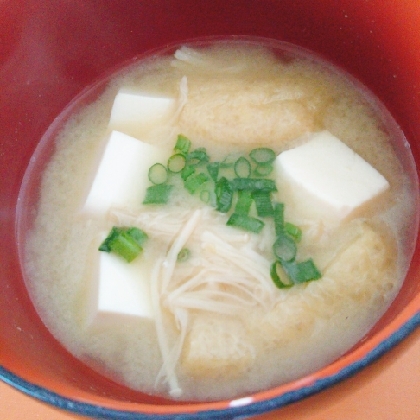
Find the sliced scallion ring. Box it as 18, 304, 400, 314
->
284, 222, 302, 242
249, 147, 276, 164
200, 189, 211, 204
226, 213, 264, 233
235, 190, 253, 215
148, 163, 168, 185
273, 232, 297, 262
168, 154, 186, 173
181, 165, 195, 180
231, 178, 277, 193
175, 135, 191, 155
234, 156, 251, 178
177, 248, 190, 262
270, 262, 293, 289
98, 226, 148, 263
215, 176, 233, 213
254, 162, 273, 177
187, 147, 209, 166
206, 162, 220, 182
220, 154, 238, 168
184, 172, 209, 194
252, 191, 274, 218
273, 202, 285, 236
281, 259, 321, 284
143, 184, 173, 205
125, 227, 148, 247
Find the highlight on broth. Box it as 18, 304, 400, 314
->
22, 39, 418, 401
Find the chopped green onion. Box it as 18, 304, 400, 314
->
215, 176, 233, 213
249, 147, 276, 164
177, 248, 190, 262
206, 162, 220, 182
152, 135, 323, 288
184, 172, 209, 194
220, 154, 238, 168
107, 231, 141, 262
273, 202, 285, 236
200, 189, 210, 203
284, 222, 302, 242
273, 232, 297, 262
143, 184, 173, 205
125, 227, 148, 247
234, 156, 251, 178
226, 213, 265, 233
98, 226, 147, 263
148, 163, 168, 185
252, 191, 274, 217
168, 154, 186, 173
98, 228, 118, 252
235, 190, 253, 215
181, 165, 195, 180
281, 259, 321, 284
254, 162, 273, 177
187, 147, 209, 166
270, 262, 293, 289
175, 135, 191, 155
231, 178, 277, 193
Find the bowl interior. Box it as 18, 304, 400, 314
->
1, 0, 420, 417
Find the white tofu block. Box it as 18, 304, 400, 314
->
83, 130, 168, 214
109, 88, 176, 127
86, 249, 154, 329
276, 131, 389, 223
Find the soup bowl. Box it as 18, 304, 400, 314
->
1, 0, 420, 418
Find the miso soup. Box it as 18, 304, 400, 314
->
21, 39, 418, 401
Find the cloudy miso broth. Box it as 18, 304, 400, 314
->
20, 39, 418, 401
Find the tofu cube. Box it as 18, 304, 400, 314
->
82, 130, 168, 214
86, 247, 154, 329
109, 88, 176, 128
276, 131, 389, 224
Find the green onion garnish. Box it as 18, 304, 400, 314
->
200, 189, 212, 204
226, 213, 265, 233
175, 135, 191, 155
187, 147, 209, 166
184, 172, 209, 194
273, 202, 285, 236
235, 190, 253, 215
249, 147, 276, 164
215, 176, 233, 213
220, 154, 237, 168
168, 154, 186, 173
206, 162, 220, 182
270, 262, 293, 289
231, 178, 277, 193
98, 226, 148, 263
138, 136, 322, 288
273, 232, 297, 262
284, 222, 302, 242
234, 156, 251, 178
252, 191, 274, 218
177, 248, 190, 262
125, 227, 148, 247
181, 165, 195, 181
281, 259, 321, 284
148, 163, 168, 185
254, 162, 273, 177
143, 184, 173, 205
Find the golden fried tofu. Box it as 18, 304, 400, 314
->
178, 79, 316, 145
181, 314, 255, 379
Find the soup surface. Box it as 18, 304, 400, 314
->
21, 39, 418, 401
